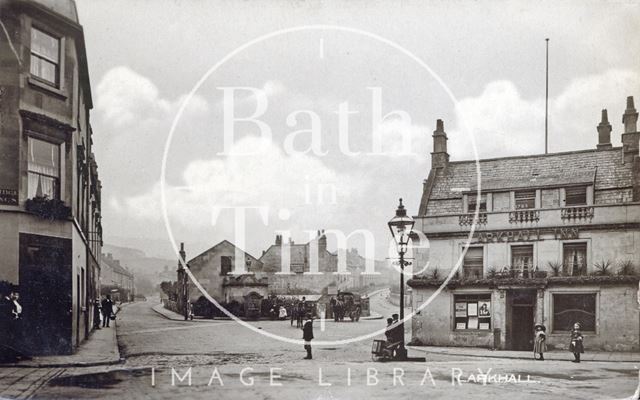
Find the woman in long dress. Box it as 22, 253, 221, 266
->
533, 324, 547, 360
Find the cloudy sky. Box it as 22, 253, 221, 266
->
75, 0, 640, 260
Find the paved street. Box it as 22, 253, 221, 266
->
13, 293, 635, 400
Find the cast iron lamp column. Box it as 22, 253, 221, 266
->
388, 198, 415, 360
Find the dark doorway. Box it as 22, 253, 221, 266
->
507, 289, 536, 351
19, 234, 73, 355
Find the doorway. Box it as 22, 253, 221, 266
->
19, 234, 73, 355
507, 289, 536, 350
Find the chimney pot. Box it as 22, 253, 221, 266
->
431, 119, 449, 169
622, 95, 638, 134
597, 109, 612, 150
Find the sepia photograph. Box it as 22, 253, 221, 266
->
0, 0, 639, 399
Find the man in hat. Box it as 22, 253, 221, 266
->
302, 313, 314, 360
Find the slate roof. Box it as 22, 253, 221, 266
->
419, 147, 633, 216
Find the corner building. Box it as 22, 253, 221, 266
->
408, 96, 640, 351
0, 0, 102, 355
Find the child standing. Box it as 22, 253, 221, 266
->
533, 324, 547, 360
569, 322, 584, 363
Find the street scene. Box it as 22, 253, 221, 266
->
1, 0, 640, 399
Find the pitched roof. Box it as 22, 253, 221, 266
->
419, 147, 633, 215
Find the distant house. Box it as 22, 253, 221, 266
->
179, 241, 267, 317
259, 231, 337, 294
101, 253, 135, 302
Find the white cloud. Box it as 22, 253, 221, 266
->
122, 135, 364, 229
95, 66, 209, 129
449, 69, 640, 160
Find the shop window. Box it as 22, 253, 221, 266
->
565, 186, 587, 206
468, 194, 487, 212
27, 137, 60, 199
515, 190, 536, 209
563, 243, 587, 276
552, 293, 596, 332
463, 247, 483, 279
454, 294, 491, 330
30, 27, 61, 86
511, 245, 533, 277
220, 256, 232, 275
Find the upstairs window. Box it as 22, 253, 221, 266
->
511, 245, 534, 277
30, 27, 60, 86
463, 247, 484, 279
468, 194, 487, 212
563, 243, 587, 276
565, 186, 587, 206
515, 190, 535, 209
220, 256, 232, 275
27, 137, 60, 199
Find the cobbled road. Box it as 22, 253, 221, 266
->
28, 294, 640, 400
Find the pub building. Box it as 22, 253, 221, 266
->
0, 0, 102, 355
408, 96, 640, 351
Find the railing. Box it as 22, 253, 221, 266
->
415, 203, 639, 234
459, 213, 488, 226
509, 209, 540, 224
561, 206, 594, 222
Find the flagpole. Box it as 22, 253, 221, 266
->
545, 38, 549, 154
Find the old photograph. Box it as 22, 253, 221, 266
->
0, 0, 639, 399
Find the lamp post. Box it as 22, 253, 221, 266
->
388, 198, 415, 360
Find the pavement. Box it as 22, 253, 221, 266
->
408, 345, 640, 363
3, 308, 123, 369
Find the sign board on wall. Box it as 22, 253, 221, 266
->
0, 189, 18, 205
473, 228, 579, 243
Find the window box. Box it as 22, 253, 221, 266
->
25, 196, 71, 220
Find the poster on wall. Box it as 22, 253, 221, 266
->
455, 303, 467, 317
456, 322, 467, 330
467, 317, 479, 329
479, 322, 490, 330
478, 301, 490, 317
467, 302, 478, 316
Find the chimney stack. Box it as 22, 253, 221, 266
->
623, 96, 638, 133
431, 119, 449, 170
275, 235, 282, 246
597, 109, 612, 149
622, 96, 640, 164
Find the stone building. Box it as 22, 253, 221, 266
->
100, 253, 135, 302
259, 231, 338, 294
0, 0, 102, 355
179, 241, 267, 317
408, 96, 640, 351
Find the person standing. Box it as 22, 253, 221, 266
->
290, 301, 297, 327
302, 314, 314, 360
533, 324, 547, 360
569, 322, 584, 363
101, 295, 113, 328
296, 301, 304, 328
93, 298, 102, 330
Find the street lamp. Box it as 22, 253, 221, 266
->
388, 198, 415, 360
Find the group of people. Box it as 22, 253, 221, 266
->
382, 313, 403, 357
92, 294, 115, 329
532, 322, 584, 363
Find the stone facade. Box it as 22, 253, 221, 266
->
409, 98, 640, 351
0, 0, 102, 355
